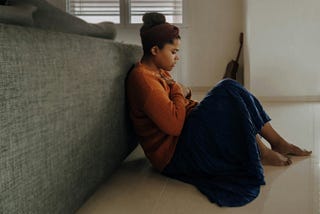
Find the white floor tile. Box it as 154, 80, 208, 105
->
261, 102, 314, 152
77, 159, 168, 214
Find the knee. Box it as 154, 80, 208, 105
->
207, 79, 244, 97
217, 78, 239, 87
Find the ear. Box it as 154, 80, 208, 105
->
150, 46, 160, 56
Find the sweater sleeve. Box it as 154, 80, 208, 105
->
142, 82, 187, 136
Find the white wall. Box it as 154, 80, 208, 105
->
245, 0, 320, 97
183, 0, 244, 87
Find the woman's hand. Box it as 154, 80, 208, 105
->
178, 83, 192, 99
162, 77, 191, 99
162, 76, 176, 86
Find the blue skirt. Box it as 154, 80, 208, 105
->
161, 79, 271, 207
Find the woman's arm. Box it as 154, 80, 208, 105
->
142, 82, 187, 136
161, 75, 191, 99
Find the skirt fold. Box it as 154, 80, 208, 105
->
162, 79, 270, 207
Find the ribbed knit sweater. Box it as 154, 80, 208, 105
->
126, 62, 198, 172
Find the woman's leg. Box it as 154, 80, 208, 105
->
260, 122, 312, 156
216, 79, 312, 157
256, 135, 292, 166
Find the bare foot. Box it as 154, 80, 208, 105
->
271, 138, 312, 156
261, 147, 292, 166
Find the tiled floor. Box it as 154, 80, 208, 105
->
76, 97, 320, 214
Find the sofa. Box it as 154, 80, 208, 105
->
0, 21, 142, 213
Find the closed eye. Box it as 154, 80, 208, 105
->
172, 49, 179, 55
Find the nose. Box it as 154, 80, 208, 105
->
175, 55, 180, 61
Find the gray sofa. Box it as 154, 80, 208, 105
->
0, 23, 142, 213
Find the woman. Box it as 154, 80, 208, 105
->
126, 12, 312, 207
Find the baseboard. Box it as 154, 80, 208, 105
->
257, 96, 320, 103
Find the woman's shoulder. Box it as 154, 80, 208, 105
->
127, 63, 163, 92
129, 63, 162, 85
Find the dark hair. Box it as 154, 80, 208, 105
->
140, 12, 181, 56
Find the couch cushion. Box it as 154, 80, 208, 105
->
11, 0, 117, 40
0, 4, 36, 26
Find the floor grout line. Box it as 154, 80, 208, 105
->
314, 104, 316, 158
312, 103, 320, 214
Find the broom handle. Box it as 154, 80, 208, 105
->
235, 32, 244, 63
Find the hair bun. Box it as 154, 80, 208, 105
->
142, 12, 166, 28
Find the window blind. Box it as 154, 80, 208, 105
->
68, 0, 120, 23
67, 0, 183, 24
129, 0, 183, 24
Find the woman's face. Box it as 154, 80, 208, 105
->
152, 38, 180, 71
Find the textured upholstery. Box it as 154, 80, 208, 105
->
0, 23, 141, 213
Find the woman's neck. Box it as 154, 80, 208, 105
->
140, 56, 161, 72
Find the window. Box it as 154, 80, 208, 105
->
67, 0, 183, 24
67, 0, 121, 23
129, 0, 183, 24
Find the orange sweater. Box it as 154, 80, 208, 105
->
126, 62, 198, 172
